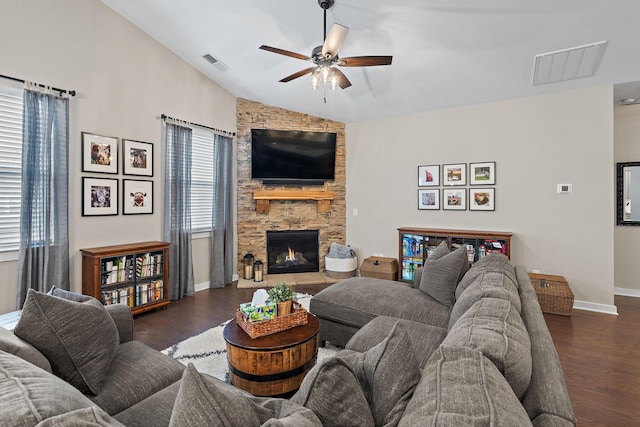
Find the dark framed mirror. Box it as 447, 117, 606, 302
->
617, 161, 640, 225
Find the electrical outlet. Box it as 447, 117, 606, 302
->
532, 269, 540, 273
557, 184, 572, 194
353, 208, 358, 216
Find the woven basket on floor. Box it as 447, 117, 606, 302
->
236, 301, 307, 339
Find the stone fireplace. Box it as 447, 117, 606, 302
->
236, 98, 346, 279
266, 230, 319, 274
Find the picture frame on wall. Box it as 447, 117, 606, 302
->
418, 189, 440, 210
123, 139, 154, 176
82, 177, 118, 216
81, 132, 118, 174
418, 165, 440, 186
443, 188, 466, 210
123, 179, 154, 215
470, 161, 496, 185
442, 163, 466, 186
469, 188, 495, 211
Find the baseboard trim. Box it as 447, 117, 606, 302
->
194, 281, 210, 293
614, 287, 640, 298
573, 300, 618, 315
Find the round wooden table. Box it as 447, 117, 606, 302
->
223, 312, 320, 397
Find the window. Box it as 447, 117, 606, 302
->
191, 127, 215, 232
0, 84, 23, 252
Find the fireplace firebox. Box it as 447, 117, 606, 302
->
266, 230, 319, 274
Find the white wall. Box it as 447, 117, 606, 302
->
346, 86, 615, 312
0, 0, 236, 314
614, 104, 640, 295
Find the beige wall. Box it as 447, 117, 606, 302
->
614, 104, 640, 295
0, 0, 237, 314
346, 86, 616, 312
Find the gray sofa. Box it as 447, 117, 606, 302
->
310, 249, 577, 426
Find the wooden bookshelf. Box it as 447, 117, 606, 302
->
398, 227, 512, 283
81, 241, 170, 315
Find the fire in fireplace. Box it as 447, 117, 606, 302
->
266, 230, 319, 274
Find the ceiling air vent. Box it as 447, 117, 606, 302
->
202, 53, 229, 72
532, 41, 607, 86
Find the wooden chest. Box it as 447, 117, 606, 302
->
360, 256, 398, 281
529, 273, 574, 316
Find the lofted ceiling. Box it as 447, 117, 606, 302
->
101, 0, 640, 124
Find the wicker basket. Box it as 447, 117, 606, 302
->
236, 301, 308, 339
531, 274, 574, 316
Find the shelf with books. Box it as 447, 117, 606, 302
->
82, 241, 170, 315
398, 227, 512, 283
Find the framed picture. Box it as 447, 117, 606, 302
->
443, 188, 466, 210
123, 139, 153, 176
418, 189, 440, 210
82, 132, 118, 174
82, 177, 118, 216
443, 163, 466, 186
123, 179, 153, 215
470, 161, 496, 185
418, 165, 440, 186
469, 188, 495, 211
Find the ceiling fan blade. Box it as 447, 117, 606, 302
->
322, 24, 349, 60
279, 67, 316, 83
338, 56, 393, 67
259, 45, 311, 62
332, 68, 352, 89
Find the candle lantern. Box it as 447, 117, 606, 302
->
243, 253, 254, 280
253, 260, 264, 282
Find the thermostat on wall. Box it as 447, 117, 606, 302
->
557, 184, 572, 194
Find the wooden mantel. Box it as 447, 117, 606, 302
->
253, 190, 335, 213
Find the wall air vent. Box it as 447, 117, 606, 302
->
532, 41, 607, 86
202, 53, 229, 72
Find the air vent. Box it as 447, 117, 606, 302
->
532, 41, 607, 86
202, 53, 229, 72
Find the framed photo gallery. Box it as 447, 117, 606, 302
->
81, 132, 155, 216
417, 162, 496, 211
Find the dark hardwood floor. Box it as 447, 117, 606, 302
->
134, 284, 640, 426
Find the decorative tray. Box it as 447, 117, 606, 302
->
236, 301, 308, 339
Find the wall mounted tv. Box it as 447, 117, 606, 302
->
251, 129, 337, 185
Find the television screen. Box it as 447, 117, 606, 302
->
251, 129, 337, 184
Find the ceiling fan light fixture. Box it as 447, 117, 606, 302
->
311, 69, 321, 90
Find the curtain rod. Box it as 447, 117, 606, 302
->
0, 73, 76, 97
161, 114, 235, 137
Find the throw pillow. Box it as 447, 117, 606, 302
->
291, 357, 374, 427
169, 364, 261, 427
398, 346, 532, 427
419, 241, 468, 306
14, 289, 119, 395
47, 286, 95, 302
443, 298, 532, 399
35, 407, 125, 427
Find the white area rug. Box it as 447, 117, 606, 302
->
162, 294, 341, 383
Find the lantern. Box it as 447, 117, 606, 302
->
253, 260, 264, 282
243, 253, 254, 280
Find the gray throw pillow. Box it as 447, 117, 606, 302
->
398, 346, 533, 427
0, 325, 51, 372
169, 364, 261, 427
444, 298, 532, 399
35, 407, 125, 427
14, 289, 119, 395
291, 357, 374, 427
419, 242, 468, 306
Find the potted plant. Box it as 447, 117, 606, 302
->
268, 282, 294, 316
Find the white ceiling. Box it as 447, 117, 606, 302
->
100, 0, 640, 124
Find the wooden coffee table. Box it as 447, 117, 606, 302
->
223, 312, 320, 396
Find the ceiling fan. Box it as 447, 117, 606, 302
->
259, 0, 392, 90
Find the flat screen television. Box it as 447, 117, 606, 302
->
251, 129, 337, 185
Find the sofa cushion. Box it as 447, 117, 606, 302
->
89, 341, 185, 416
339, 321, 421, 426
292, 357, 374, 427
443, 298, 532, 399
14, 289, 119, 395
449, 270, 521, 330
0, 350, 97, 427
419, 242, 468, 306
113, 380, 181, 427
455, 253, 517, 300
0, 325, 51, 372
398, 345, 533, 427
34, 407, 124, 427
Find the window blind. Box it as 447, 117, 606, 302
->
0, 85, 22, 252
191, 127, 215, 232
